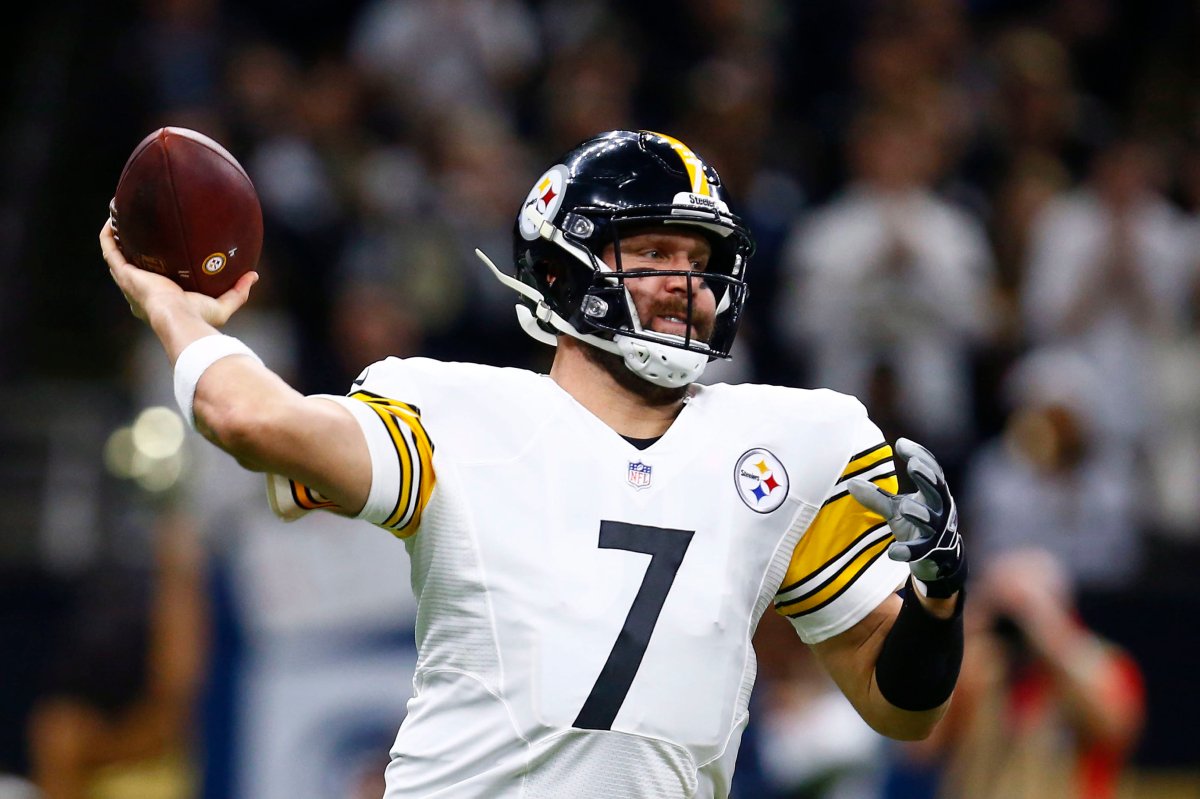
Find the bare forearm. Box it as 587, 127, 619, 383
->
857, 611, 954, 740
867, 591, 960, 739
813, 592, 959, 742
859, 633, 950, 739
861, 678, 950, 741
190, 361, 371, 512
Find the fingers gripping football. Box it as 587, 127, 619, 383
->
848, 438, 966, 597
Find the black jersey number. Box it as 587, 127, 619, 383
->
573, 521, 695, 730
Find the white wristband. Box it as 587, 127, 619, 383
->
173, 334, 263, 430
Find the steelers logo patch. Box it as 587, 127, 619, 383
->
734, 448, 789, 513
519, 164, 569, 241
202, 253, 227, 274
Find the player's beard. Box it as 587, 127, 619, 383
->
581, 342, 690, 405
582, 298, 714, 405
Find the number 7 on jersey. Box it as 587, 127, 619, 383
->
573, 521, 695, 730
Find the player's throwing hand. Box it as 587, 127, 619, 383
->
100, 219, 257, 328
848, 438, 966, 598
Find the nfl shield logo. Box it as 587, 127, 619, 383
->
627, 461, 653, 490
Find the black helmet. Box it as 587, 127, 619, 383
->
477, 130, 755, 387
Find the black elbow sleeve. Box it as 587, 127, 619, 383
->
875, 580, 965, 711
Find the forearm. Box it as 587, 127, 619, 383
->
140, 294, 293, 467
139, 294, 314, 480
190, 357, 302, 469
861, 679, 951, 741
812, 588, 962, 742
869, 586, 963, 740
191, 359, 370, 512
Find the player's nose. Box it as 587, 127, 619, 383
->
661, 256, 700, 293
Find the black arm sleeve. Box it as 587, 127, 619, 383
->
874, 579, 964, 711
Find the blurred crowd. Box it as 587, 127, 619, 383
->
3, 0, 1200, 797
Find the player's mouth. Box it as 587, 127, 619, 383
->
648, 311, 712, 342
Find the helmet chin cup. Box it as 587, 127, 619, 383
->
615, 334, 708, 388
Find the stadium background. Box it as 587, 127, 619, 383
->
1, 0, 1198, 797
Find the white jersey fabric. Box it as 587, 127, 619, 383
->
268, 358, 907, 798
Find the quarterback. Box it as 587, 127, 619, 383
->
100, 130, 967, 798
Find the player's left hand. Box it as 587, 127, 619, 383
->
100, 218, 256, 327
848, 438, 966, 598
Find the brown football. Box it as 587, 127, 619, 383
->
110, 127, 263, 298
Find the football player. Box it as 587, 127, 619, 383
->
101, 130, 967, 799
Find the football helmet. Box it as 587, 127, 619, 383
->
476, 130, 755, 387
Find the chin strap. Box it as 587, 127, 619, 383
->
475, 248, 708, 388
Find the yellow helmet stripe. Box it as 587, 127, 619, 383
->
646, 131, 710, 196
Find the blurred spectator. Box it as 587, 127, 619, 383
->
962, 347, 1142, 591
777, 104, 996, 469
346, 0, 541, 133
1020, 137, 1195, 449
533, 13, 641, 157
986, 151, 1072, 343
892, 547, 1144, 799
969, 26, 1115, 192
26, 513, 208, 799
1143, 144, 1200, 546
418, 106, 547, 368
310, 103, 545, 370
969, 151, 1073, 439
122, 0, 227, 132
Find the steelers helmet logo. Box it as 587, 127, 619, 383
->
202, 253, 227, 274
519, 164, 569, 241
734, 448, 789, 513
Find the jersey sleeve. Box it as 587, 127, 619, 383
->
265, 385, 436, 539
774, 421, 910, 644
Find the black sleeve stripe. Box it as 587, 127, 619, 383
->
367, 405, 418, 529
842, 457, 895, 482
775, 521, 890, 598
821, 469, 898, 507
784, 547, 890, 618
847, 442, 890, 464
351, 389, 424, 421
394, 422, 425, 530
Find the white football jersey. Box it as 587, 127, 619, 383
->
268, 358, 907, 799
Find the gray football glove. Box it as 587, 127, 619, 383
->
848, 438, 966, 598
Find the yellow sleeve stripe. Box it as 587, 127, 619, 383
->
372, 407, 417, 529
841, 443, 892, 480
773, 461, 899, 617
351, 390, 436, 538
777, 519, 890, 597
822, 467, 897, 508
777, 537, 891, 618
784, 470, 898, 584
290, 480, 338, 510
